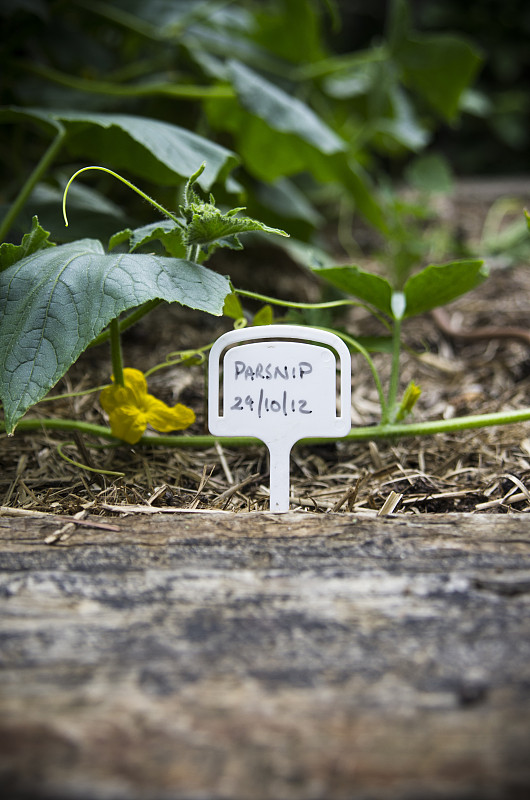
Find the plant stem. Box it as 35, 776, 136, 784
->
385, 314, 402, 424
0, 125, 66, 242
319, 327, 387, 419
6, 407, 530, 446
56, 441, 125, 477
21, 62, 234, 100
186, 244, 200, 262
236, 288, 360, 313
235, 287, 392, 332
109, 318, 125, 386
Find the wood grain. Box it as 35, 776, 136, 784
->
1, 511, 529, 799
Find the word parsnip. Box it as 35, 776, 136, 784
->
209, 326, 352, 512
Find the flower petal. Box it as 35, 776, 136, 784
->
122, 368, 149, 407
145, 395, 196, 433
100, 383, 133, 414
107, 406, 147, 444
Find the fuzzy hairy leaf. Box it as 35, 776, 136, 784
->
0, 239, 230, 432
185, 204, 288, 247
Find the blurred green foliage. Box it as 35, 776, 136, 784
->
0, 0, 492, 250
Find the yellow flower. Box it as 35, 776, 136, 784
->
100, 368, 195, 444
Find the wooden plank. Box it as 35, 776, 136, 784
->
0, 511, 529, 799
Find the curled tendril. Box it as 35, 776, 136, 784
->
62, 165, 180, 228
56, 441, 125, 477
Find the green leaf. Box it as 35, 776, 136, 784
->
323, 59, 378, 99
0, 239, 230, 432
252, 305, 273, 326
0, 107, 239, 190
223, 292, 245, 320
314, 260, 488, 320
254, 0, 325, 63
227, 60, 345, 154
405, 153, 453, 194
312, 264, 393, 316
255, 178, 324, 228
355, 336, 394, 354
339, 160, 390, 235
0, 215, 55, 271
270, 237, 335, 271
205, 89, 388, 234
109, 221, 186, 257
387, 0, 412, 51
374, 83, 430, 153
394, 34, 483, 121
185, 204, 288, 247
403, 260, 488, 318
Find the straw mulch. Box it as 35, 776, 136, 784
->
1, 182, 530, 518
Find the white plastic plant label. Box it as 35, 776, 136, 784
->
208, 325, 351, 512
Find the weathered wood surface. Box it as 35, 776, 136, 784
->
0, 511, 529, 800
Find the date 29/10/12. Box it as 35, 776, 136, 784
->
230, 389, 312, 418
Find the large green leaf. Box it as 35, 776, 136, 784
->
205, 93, 388, 233
388, 0, 482, 122
204, 59, 389, 234
0, 107, 238, 190
312, 264, 393, 315
253, 0, 325, 64
394, 34, 483, 122
0, 239, 230, 432
403, 259, 488, 318
227, 60, 345, 154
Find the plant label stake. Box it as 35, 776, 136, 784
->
208, 325, 351, 512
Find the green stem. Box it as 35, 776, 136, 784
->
63, 166, 181, 227
5, 407, 530, 445
144, 343, 212, 377
385, 314, 402, 424
56, 441, 125, 477
21, 61, 234, 100
0, 125, 66, 242
39, 384, 110, 402
236, 288, 361, 313
235, 287, 392, 332
186, 244, 200, 262
109, 318, 125, 386
76, 0, 236, 42
319, 327, 387, 419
